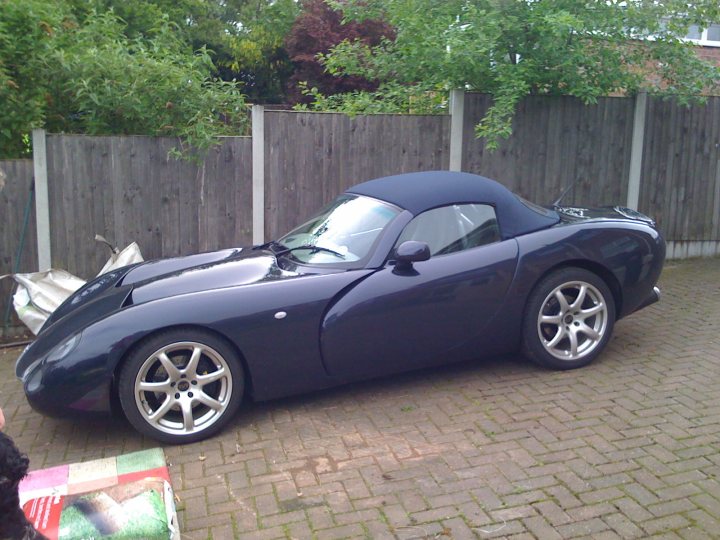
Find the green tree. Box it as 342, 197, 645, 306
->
313, 0, 720, 147
0, 0, 65, 157
223, 0, 299, 103
0, 1, 248, 159
80, 0, 299, 103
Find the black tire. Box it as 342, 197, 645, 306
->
522, 267, 616, 370
118, 329, 244, 444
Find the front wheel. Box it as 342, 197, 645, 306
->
522, 268, 615, 370
118, 329, 244, 444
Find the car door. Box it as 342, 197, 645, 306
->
320, 203, 519, 377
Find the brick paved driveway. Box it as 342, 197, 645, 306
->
1, 258, 719, 539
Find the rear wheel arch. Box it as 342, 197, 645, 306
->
521, 264, 617, 369
529, 260, 622, 319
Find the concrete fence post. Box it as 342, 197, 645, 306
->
32, 129, 52, 271
626, 91, 647, 210
449, 90, 465, 172
251, 105, 265, 245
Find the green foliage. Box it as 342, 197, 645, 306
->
77, 0, 300, 103
224, 0, 299, 102
0, 0, 65, 157
317, 0, 720, 149
48, 12, 248, 147
0, 1, 248, 159
296, 81, 445, 114
285, 0, 394, 104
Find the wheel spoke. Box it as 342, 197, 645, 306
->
181, 400, 195, 432
568, 328, 579, 357
139, 380, 173, 394
570, 285, 587, 310
197, 367, 227, 386
554, 290, 570, 312
579, 303, 604, 320
185, 346, 202, 378
541, 313, 563, 324
148, 395, 175, 423
157, 352, 181, 379
196, 391, 223, 411
545, 327, 565, 349
579, 323, 601, 341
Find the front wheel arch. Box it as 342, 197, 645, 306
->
110, 325, 252, 419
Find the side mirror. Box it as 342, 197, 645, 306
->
394, 241, 431, 272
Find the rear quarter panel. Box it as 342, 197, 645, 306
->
484, 221, 664, 351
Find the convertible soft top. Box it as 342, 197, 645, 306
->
348, 171, 560, 239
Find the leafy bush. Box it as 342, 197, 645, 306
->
0, 2, 248, 159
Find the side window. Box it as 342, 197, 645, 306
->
395, 204, 500, 256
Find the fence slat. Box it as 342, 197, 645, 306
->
263, 110, 450, 240
4, 92, 720, 335
640, 97, 720, 241
43, 135, 253, 279
462, 93, 633, 207
0, 160, 37, 332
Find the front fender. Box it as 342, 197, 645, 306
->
24, 270, 374, 416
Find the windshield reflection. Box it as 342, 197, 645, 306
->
278, 195, 400, 264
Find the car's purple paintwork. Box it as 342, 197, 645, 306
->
15, 172, 664, 418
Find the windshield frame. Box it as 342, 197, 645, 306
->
274, 194, 404, 270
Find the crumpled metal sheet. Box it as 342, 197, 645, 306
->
10, 269, 86, 334
2, 242, 144, 334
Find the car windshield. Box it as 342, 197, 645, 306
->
277, 194, 401, 264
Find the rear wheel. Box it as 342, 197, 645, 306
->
118, 329, 243, 444
522, 268, 615, 370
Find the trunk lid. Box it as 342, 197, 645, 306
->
554, 205, 656, 227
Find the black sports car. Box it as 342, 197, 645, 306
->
15, 171, 664, 443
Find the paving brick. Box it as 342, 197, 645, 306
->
641, 515, 691, 535
580, 487, 625, 505
411, 505, 460, 523
602, 512, 645, 539
556, 517, 610, 537
210, 523, 235, 540
523, 515, 563, 540
613, 497, 654, 522
534, 500, 573, 526
314, 523, 365, 540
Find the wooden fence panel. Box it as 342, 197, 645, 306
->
264, 111, 450, 240
46, 135, 253, 279
0, 160, 37, 331
462, 94, 633, 208
5, 94, 720, 333
639, 97, 720, 241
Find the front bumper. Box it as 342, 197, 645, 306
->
17, 346, 112, 418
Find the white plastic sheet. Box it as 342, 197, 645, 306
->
2, 242, 144, 334
97, 242, 143, 277
10, 270, 86, 334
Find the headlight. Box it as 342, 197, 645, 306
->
46, 333, 82, 364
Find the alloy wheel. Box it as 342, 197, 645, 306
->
133, 341, 233, 436
537, 281, 608, 361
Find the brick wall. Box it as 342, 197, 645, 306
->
696, 46, 720, 65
